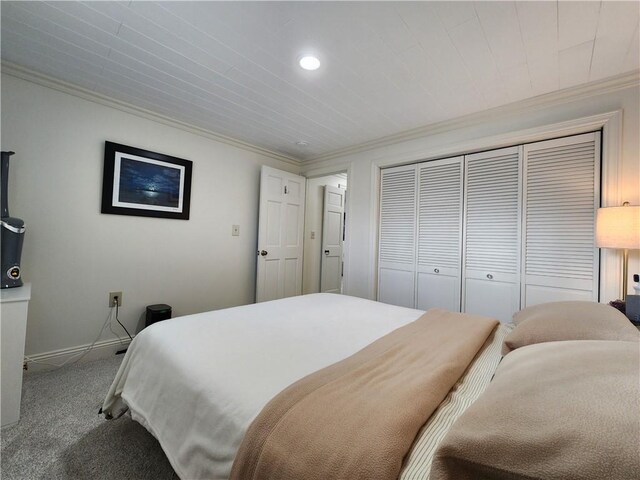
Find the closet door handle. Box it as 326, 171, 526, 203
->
260, 250, 268, 256
434, 268, 440, 273
486, 273, 493, 280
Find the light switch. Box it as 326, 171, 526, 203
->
232, 225, 240, 236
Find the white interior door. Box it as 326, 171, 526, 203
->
256, 166, 306, 303
320, 185, 345, 293
416, 157, 463, 312
463, 146, 522, 323
521, 132, 600, 306
378, 164, 417, 308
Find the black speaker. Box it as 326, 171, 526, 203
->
145, 304, 171, 328
1, 151, 25, 289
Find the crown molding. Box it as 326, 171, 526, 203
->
1, 61, 302, 167
306, 69, 640, 165
4, 60, 637, 169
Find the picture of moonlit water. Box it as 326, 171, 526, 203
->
118, 157, 181, 207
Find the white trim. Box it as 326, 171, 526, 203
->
1, 62, 301, 168
306, 70, 638, 165
24, 337, 132, 373
600, 110, 624, 302
369, 162, 381, 299
341, 162, 355, 296
365, 110, 623, 304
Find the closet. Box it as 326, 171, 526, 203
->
378, 132, 601, 322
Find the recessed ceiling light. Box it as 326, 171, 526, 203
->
298, 55, 320, 71
295, 141, 309, 147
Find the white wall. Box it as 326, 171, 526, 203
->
1, 73, 299, 360
302, 173, 347, 294
303, 83, 640, 304
3, 73, 637, 363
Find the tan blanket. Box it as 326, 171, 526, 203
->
230, 309, 498, 480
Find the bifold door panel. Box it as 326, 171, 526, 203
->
378, 165, 417, 308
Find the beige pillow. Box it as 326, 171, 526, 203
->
503, 301, 638, 354
430, 340, 640, 480
512, 300, 627, 325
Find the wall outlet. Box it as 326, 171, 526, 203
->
232, 225, 240, 236
310, 231, 315, 239
109, 291, 123, 307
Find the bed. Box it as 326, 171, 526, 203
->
103, 294, 639, 480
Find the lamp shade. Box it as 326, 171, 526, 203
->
596, 205, 640, 249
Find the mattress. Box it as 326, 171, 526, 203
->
102, 293, 508, 479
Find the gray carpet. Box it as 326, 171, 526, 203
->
1, 356, 178, 480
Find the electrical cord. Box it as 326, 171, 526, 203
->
108, 321, 128, 346
24, 308, 117, 369
115, 302, 133, 341
25, 301, 134, 370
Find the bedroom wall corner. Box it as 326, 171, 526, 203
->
0, 73, 300, 364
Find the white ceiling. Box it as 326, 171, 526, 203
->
1, 1, 639, 162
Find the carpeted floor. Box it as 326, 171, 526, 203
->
1, 356, 178, 480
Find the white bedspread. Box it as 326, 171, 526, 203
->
102, 293, 425, 480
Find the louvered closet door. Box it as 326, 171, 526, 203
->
378, 164, 417, 308
416, 157, 463, 312
463, 146, 522, 323
522, 132, 600, 306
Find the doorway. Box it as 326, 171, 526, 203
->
302, 172, 348, 294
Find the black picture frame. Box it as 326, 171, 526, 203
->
101, 141, 192, 220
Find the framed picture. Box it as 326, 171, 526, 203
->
101, 142, 193, 220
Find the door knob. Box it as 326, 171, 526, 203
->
260, 250, 268, 256
486, 273, 493, 279
324, 250, 330, 255
434, 268, 440, 273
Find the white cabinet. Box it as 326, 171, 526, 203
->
463, 146, 522, 323
416, 157, 463, 312
378, 165, 417, 308
1, 283, 31, 427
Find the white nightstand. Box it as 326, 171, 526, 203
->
1, 283, 31, 428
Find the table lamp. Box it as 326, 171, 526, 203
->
596, 202, 640, 302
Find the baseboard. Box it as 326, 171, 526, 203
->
24, 337, 133, 373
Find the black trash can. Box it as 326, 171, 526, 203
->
146, 304, 172, 328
